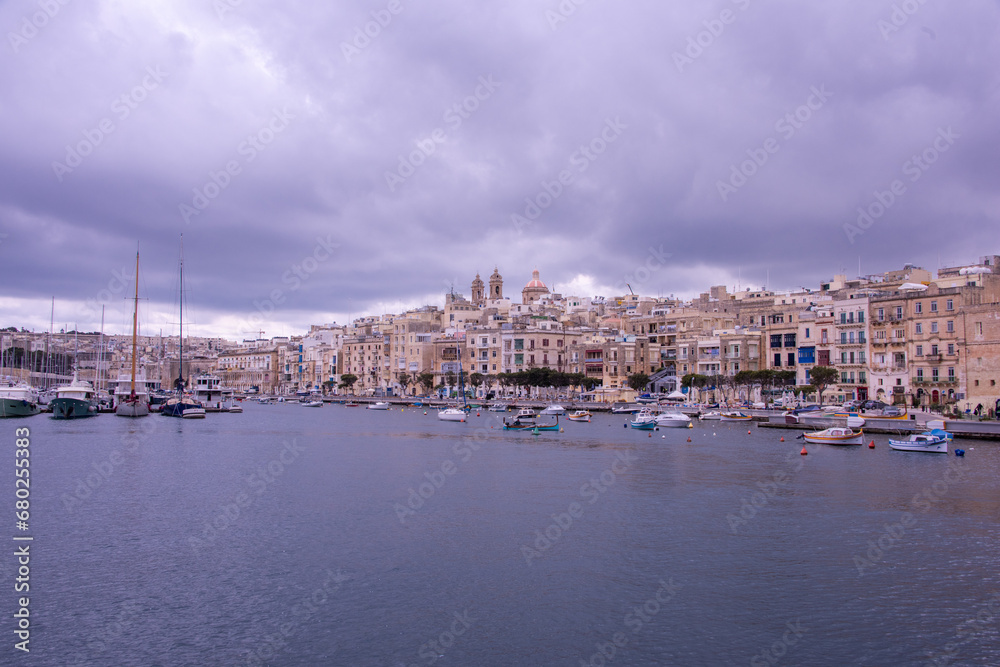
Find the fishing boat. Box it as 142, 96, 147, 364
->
540, 404, 566, 415
50, 374, 98, 419
344, 401, 360, 407
368, 401, 390, 410
227, 403, 243, 413
655, 411, 692, 428
487, 403, 508, 412
116, 249, 149, 417
301, 400, 323, 407
699, 411, 723, 421
611, 402, 640, 414
161, 235, 205, 419
0, 383, 40, 418
802, 427, 864, 445
567, 410, 592, 422
630, 409, 657, 430
889, 432, 949, 453
720, 411, 752, 421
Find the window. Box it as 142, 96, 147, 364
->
514, 339, 524, 350
859, 332, 866, 343
932, 369, 939, 382
916, 345, 923, 356
514, 353, 523, 365
859, 351, 866, 363
841, 352, 848, 364
805, 328, 810, 339
947, 344, 954, 355
859, 371, 867, 384
916, 369, 924, 380
930, 322, 938, 334
858, 311, 865, 323
877, 308, 885, 321
931, 344, 938, 355
770, 334, 782, 349
915, 323, 922, 334
773, 353, 782, 367
948, 367, 955, 381
946, 299, 953, 311
946, 321, 954, 333
931, 301, 938, 312
895, 307, 903, 319
787, 353, 795, 367
840, 332, 848, 344
976, 322, 983, 336
915, 302, 922, 314
541, 339, 549, 347
784, 334, 796, 347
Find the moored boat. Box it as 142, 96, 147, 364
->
630, 409, 657, 430
368, 402, 390, 410
50, 376, 98, 419
699, 410, 723, 421
540, 404, 566, 415
0, 383, 40, 418
116, 249, 149, 418
889, 432, 949, 453
802, 427, 863, 445
487, 403, 508, 412
438, 407, 466, 422
655, 411, 692, 428
720, 411, 752, 421
514, 407, 536, 423
504, 415, 558, 430
567, 410, 592, 422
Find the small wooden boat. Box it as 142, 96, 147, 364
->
720, 411, 752, 421
802, 427, 863, 445
567, 410, 592, 422
504, 415, 559, 431
889, 432, 949, 453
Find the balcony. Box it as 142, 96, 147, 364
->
925, 354, 943, 363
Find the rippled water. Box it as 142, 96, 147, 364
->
5, 404, 1000, 665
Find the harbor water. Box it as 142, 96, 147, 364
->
6, 403, 1000, 665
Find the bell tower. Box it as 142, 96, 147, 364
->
489, 267, 503, 300
471, 273, 485, 306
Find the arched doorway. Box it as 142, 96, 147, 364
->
931, 389, 940, 404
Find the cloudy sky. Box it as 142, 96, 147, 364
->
2, 0, 998, 339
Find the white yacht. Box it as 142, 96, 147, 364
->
438, 407, 467, 422
192, 373, 238, 412
655, 411, 692, 428
540, 404, 566, 415
0, 383, 40, 417
50, 375, 97, 419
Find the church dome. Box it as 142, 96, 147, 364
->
525, 269, 546, 289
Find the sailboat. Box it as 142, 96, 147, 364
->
161, 236, 205, 419
116, 250, 149, 417
438, 343, 469, 423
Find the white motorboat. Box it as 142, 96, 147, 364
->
193, 373, 238, 412
699, 410, 722, 421
567, 410, 591, 422
487, 403, 509, 412
514, 408, 536, 423
655, 411, 692, 428
368, 402, 390, 410
438, 407, 466, 422
181, 406, 206, 419
630, 409, 658, 429
301, 400, 323, 407
0, 383, 40, 417
540, 404, 566, 415
889, 432, 949, 453
227, 404, 243, 413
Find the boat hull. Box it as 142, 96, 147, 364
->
161, 400, 204, 418
655, 415, 691, 428
888, 438, 948, 453
115, 400, 149, 417
0, 398, 40, 418
438, 410, 466, 422
50, 398, 96, 419
803, 434, 863, 445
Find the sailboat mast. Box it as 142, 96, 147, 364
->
130, 250, 139, 397
44, 297, 53, 389
99, 305, 105, 393
178, 235, 184, 392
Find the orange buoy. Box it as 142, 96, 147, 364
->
800, 446, 808, 456
780, 436, 785, 442
868, 440, 875, 449
477, 412, 480, 417
748, 430, 752, 435
648, 433, 652, 438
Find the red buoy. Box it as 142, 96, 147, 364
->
686, 437, 692, 442
748, 430, 752, 435
868, 440, 875, 449
800, 446, 808, 456
780, 437, 785, 442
